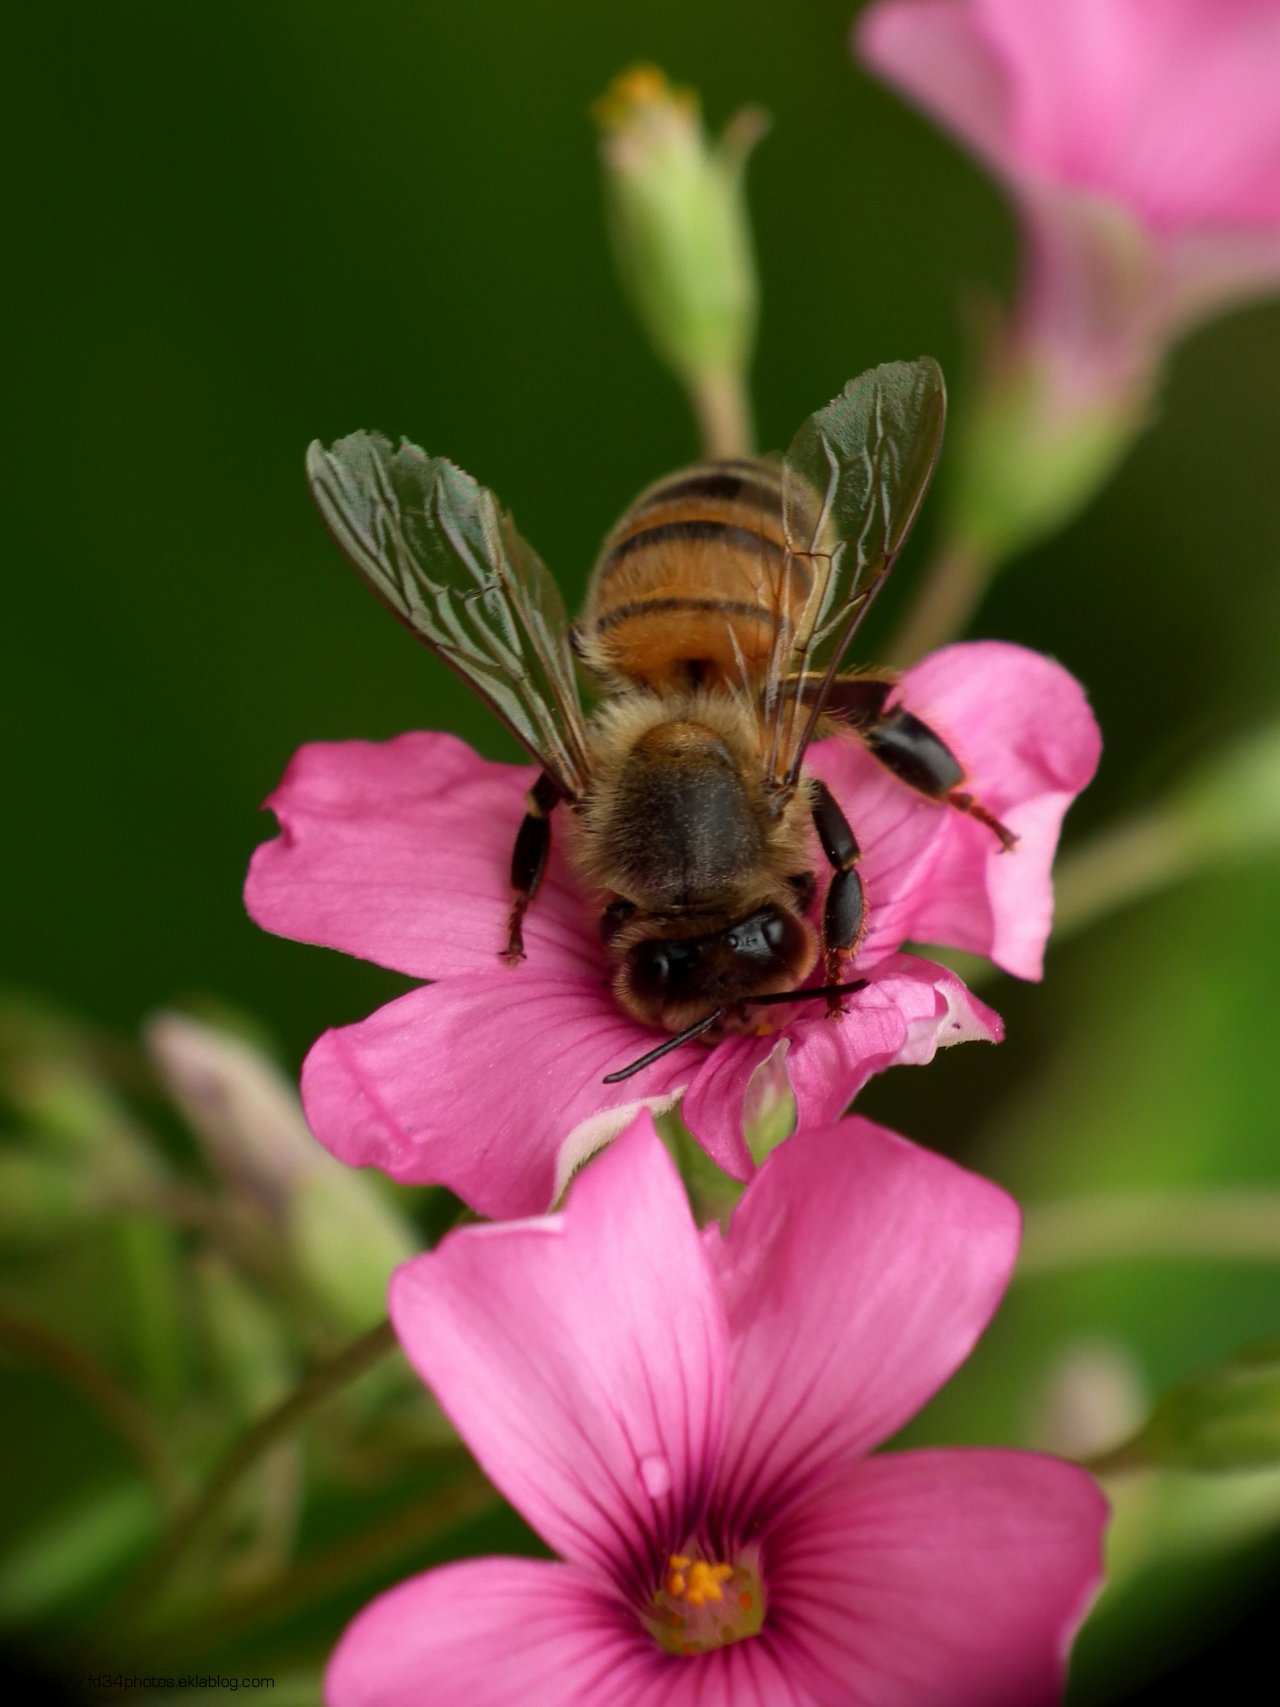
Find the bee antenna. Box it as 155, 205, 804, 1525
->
747, 979, 868, 1008
602, 1009, 725, 1084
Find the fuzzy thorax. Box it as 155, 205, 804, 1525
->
568, 691, 813, 911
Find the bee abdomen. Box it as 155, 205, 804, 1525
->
582, 458, 814, 693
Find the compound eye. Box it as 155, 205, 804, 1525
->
628, 938, 696, 1005
727, 908, 791, 964
762, 911, 789, 953
637, 943, 671, 985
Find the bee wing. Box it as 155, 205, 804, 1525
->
762, 359, 946, 793
307, 432, 591, 801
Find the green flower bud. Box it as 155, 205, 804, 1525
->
947, 339, 1145, 566
742, 1038, 797, 1168
596, 66, 766, 454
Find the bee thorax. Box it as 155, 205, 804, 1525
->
585, 719, 765, 909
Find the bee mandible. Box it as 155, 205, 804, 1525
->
306, 359, 1014, 1083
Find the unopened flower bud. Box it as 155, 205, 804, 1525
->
947, 320, 1147, 564
596, 66, 766, 452
147, 1012, 417, 1332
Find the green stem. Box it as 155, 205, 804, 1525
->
1078, 1440, 1149, 1478
687, 366, 754, 458
1049, 808, 1192, 944
1019, 1191, 1280, 1277
888, 536, 993, 664
137, 1462, 495, 1663
106, 1317, 399, 1625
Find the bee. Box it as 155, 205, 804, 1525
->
306, 359, 1014, 1083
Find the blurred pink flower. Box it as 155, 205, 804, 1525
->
246, 641, 1099, 1218
326, 1113, 1107, 1707
858, 0, 1280, 414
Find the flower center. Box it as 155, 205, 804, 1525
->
643, 1547, 766, 1656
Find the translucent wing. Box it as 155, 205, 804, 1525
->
307, 432, 591, 800
762, 358, 946, 792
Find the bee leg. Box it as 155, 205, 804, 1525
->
861, 704, 1018, 852
945, 790, 1019, 851
811, 780, 866, 1016
504, 771, 561, 964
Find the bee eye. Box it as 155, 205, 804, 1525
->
762, 912, 788, 952
727, 909, 789, 962
628, 937, 696, 1003
640, 944, 672, 984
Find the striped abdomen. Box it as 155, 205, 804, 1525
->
579, 458, 821, 695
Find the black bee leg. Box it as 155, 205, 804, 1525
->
504, 771, 561, 964
861, 704, 1018, 852
811, 780, 866, 1016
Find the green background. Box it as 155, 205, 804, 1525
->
4, 2, 1279, 1701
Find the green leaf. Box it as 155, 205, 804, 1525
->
1096, 1340, 1280, 1473
0, 1481, 156, 1621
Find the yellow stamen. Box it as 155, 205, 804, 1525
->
666, 1554, 733, 1606
648, 1548, 765, 1655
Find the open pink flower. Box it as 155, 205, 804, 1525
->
245, 640, 1098, 1218
327, 1113, 1107, 1706
858, 0, 1280, 414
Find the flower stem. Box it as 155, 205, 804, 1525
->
888, 536, 993, 664
138, 1464, 495, 1663
1049, 808, 1192, 943
688, 366, 755, 458
1019, 1191, 1280, 1277
106, 1317, 399, 1626
1078, 1440, 1150, 1477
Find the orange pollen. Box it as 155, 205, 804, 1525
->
666, 1555, 734, 1608
645, 1548, 766, 1655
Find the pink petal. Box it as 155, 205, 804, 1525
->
388, 1116, 727, 1585
300, 974, 699, 1219
888, 643, 1100, 979
857, 0, 1016, 174
863, 0, 1280, 231
326, 1553, 826, 1706
860, 0, 1280, 375
643, 1644, 820, 1707
682, 956, 1001, 1179
709, 1120, 1020, 1526
325, 1557, 659, 1707
769, 1450, 1108, 1707
979, 0, 1280, 228
245, 732, 599, 981
1160, 221, 1280, 334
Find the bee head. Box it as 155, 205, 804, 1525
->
610, 902, 818, 1034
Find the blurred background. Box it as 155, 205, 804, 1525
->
4, 2, 1279, 1702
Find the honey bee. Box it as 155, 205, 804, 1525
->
307, 359, 1014, 1083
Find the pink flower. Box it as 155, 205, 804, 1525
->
245, 641, 1098, 1219
326, 1113, 1107, 1706
858, 0, 1280, 414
